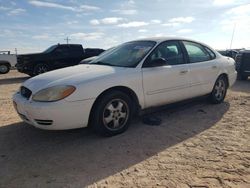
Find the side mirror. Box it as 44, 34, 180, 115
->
150, 58, 167, 67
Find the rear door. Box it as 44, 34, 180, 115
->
242, 53, 250, 75
182, 41, 219, 97
53, 45, 71, 68
142, 40, 190, 108
69, 45, 84, 65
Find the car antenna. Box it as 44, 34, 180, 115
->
229, 23, 236, 49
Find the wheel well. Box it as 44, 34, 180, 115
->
219, 73, 229, 88
88, 86, 140, 125
0, 61, 11, 67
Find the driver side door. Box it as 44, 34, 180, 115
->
142, 40, 190, 108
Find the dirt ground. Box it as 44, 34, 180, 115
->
0, 70, 249, 188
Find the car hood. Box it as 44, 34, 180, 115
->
23, 64, 127, 93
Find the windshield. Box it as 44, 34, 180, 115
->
43, 45, 57, 53
90, 41, 156, 67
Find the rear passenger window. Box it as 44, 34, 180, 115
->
183, 41, 211, 63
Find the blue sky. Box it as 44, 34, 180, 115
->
0, 0, 250, 53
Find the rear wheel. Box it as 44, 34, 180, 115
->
33, 64, 49, 76
90, 90, 132, 136
0, 64, 10, 74
209, 76, 228, 104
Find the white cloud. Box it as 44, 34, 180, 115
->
117, 21, 149, 28
154, 33, 164, 37
213, 0, 236, 6
101, 17, 124, 24
219, 3, 250, 48
0, 6, 11, 11
162, 22, 180, 27
29, 1, 100, 12
177, 29, 193, 34
162, 16, 194, 27
226, 3, 250, 15
90, 17, 124, 25
67, 20, 78, 25
138, 29, 148, 33
90, 19, 100, 25
29, 1, 75, 11
8, 8, 26, 15
169, 16, 195, 23
150, 19, 162, 24
79, 5, 100, 11
70, 32, 104, 41
111, 0, 137, 15
32, 34, 50, 40
112, 9, 137, 15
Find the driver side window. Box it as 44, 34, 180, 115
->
147, 41, 185, 66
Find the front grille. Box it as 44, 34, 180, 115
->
20, 86, 32, 99
35, 119, 53, 126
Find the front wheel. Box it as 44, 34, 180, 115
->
90, 91, 132, 136
209, 76, 228, 104
0, 64, 10, 74
33, 64, 49, 76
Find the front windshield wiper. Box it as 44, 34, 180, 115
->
90, 61, 131, 68
90, 61, 114, 66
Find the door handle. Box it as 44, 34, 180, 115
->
180, 70, 188, 74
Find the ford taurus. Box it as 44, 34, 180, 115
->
13, 37, 237, 136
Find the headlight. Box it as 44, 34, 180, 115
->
32, 85, 76, 102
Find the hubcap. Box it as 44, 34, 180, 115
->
214, 79, 226, 100
103, 99, 129, 131
36, 65, 47, 74
0, 65, 8, 73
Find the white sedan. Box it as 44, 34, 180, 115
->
13, 37, 237, 136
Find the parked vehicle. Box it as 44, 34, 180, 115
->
16, 44, 104, 76
79, 56, 97, 64
79, 47, 115, 64
235, 50, 250, 80
13, 37, 237, 136
0, 51, 17, 74
218, 50, 238, 59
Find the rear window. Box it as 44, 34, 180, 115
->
205, 47, 216, 59
183, 41, 211, 63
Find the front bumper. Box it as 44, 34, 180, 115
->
13, 92, 95, 130
228, 71, 237, 87
15, 64, 32, 74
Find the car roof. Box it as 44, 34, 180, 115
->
131, 37, 196, 43
131, 37, 212, 47
58, 44, 82, 46
130, 37, 217, 52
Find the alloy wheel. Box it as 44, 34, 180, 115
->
214, 79, 226, 101
102, 99, 129, 131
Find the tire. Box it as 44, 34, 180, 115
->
33, 64, 49, 76
209, 76, 228, 104
0, 64, 10, 74
90, 90, 133, 136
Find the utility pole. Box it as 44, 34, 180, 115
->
64, 37, 71, 44
229, 23, 236, 49
15, 48, 17, 55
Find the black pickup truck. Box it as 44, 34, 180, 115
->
235, 50, 250, 80
16, 44, 104, 76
